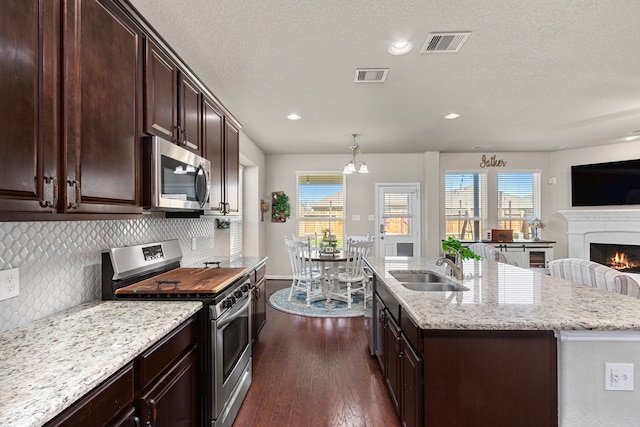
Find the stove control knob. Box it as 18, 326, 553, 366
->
222, 297, 235, 308
234, 290, 243, 298
241, 284, 250, 293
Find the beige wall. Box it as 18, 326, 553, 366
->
239, 131, 267, 258
265, 153, 425, 277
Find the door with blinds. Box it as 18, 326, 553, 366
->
375, 183, 420, 257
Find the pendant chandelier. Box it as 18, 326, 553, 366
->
342, 134, 369, 174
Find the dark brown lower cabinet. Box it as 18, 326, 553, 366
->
423, 330, 557, 427
382, 308, 401, 412
137, 347, 198, 427
45, 364, 135, 426
45, 315, 198, 426
251, 264, 267, 346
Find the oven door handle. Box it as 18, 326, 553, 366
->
217, 296, 251, 329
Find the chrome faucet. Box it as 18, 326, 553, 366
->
436, 253, 463, 280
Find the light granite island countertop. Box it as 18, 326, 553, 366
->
0, 300, 202, 427
365, 256, 640, 330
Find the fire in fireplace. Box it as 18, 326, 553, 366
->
590, 243, 640, 273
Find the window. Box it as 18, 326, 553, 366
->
230, 165, 243, 257
444, 172, 488, 240
497, 172, 541, 240
297, 173, 345, 248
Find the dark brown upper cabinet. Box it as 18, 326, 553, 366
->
204, 96, 239, 215
144, 39, 203, 155
0, 0, 58, 213
0, 0, 143, 216
63, 0, 143, 214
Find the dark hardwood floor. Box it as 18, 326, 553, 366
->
234, 280, 401, 427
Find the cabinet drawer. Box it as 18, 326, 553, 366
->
254, 263, 266, 283
400, 306, 422, 352
136, 316, 196, 391
46, 363, 134, 426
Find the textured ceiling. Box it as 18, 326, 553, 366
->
128, 0, 640, 155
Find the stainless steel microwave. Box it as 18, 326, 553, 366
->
143, 136, 211, 211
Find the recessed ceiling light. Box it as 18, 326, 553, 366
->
287, 113, 301, 121
472, 145, 492, 150
623, 135, 640, 141
444, 113, 460, 120
388, 40, 413, 55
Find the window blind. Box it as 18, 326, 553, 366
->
296, 173, 345, 242
444, 172, 488, 240
497, 172, 541, 236
230, 165, 243, 257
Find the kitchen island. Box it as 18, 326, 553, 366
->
365, 256, 640, 427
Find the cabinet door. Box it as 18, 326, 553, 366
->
63, 0, 142, 213
224, 120, 240, 213
401, 335, 422, 427
383, 308, 401, 413
203, 96, 224, 212
179, 73, 202, 154
252, 278, 267, 346
0, 0, 58, 213
144, 38, 177, 142
137, 346, 198, 427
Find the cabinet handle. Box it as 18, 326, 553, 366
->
146, 398, 157, 427
225, 202, 230, 214
378, 309, 386, 326
131, 416, 141, 427
39, 176, 57, 209
67, 179, 80, 209
395, 335, 402, 353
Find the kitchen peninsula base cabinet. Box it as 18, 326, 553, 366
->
422, 330, 557, 427
45, 315, 199, 427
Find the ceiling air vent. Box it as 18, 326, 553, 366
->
354, 68, 388, 83
421, 32, 471, 53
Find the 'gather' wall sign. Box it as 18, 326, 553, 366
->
479, 154, 507, 168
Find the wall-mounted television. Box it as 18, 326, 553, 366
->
571, 159, 640, 206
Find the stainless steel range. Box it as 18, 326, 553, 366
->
102, 239, 252, 427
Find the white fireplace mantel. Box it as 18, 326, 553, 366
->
559, 209, 640, 259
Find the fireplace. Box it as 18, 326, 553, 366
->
590, 243, 640, 273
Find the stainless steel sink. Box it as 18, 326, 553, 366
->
400, 282, 467, 292
389, 271, 445, 283
388, 270, 468, 292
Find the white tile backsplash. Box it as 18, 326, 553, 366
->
0, 213, 216, 332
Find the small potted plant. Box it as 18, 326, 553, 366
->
441, 237, 481, 261
271, 192, 291, 222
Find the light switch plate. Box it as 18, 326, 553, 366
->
0, 267, 20, 301
352, 214, 360, 221
368, 215, 375, 221
605, 363, 634, 391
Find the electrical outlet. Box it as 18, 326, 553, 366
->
0, 267, 20, 301
191, 237, 197, 251
605, 363, 634, 391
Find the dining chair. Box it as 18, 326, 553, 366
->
328, 240, 373, 308
468, 242, 513, 265
345, 233, 371, 251
548, 258, 640, 298
284, 236, 325, 306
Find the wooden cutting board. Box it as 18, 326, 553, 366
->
115, 267, 248, 295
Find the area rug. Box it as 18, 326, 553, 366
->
268, 288, 365, 318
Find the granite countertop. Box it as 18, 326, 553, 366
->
365, 256, 640, 331
0, 300, 202, 427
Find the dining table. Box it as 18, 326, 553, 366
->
308, 250, 349, 301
